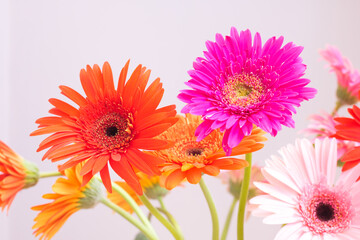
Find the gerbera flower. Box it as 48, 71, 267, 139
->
334, 105, 360, 171
220, 165, 265, 220
32, 164, 102, 240
251, 138, 360, 239
301, 111, 358, 160
219, 164, 264, 200
137, 172, 168, 199
0, 140, 39, 211
178, 27, 316, 154
31, 61, 177, 194
320, 46, 360, 105
151, 114, 266, 190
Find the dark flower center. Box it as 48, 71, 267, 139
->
186, 148, 204, 156
316, 202, 335, 222
81, 105, 134, 151
106, 126, 118, 137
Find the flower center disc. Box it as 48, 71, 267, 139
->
80, 101, 134, 152
186, 147, 204, 156
234, 83, 253, 97
316, 202, 335, 222
106, 126, 119, 137
93, 112, 134, 151
298, 184, 353, 234
222, 73, 264, 108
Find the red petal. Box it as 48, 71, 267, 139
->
342, 147, 360, 162
109, 159, 142, 195
131, 138, 169, 150
59, 85, 87, 107
100, 164, 112, 193
102, 62, 115, 98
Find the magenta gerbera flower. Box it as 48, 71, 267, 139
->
178, 28, 317, 154
251, 138, 360, 239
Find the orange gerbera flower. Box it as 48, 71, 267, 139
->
335, 105, 360, 171
151, 114, 267, 189
0, 140, 39, 211
32, 164, 102, 240
31, 61, 177, 194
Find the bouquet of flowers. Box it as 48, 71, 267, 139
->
2, 27, 360, 240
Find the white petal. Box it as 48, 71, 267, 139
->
259, 204, 298, 216
298, 139, 317, 184
250, 195, 293, 208
340, 227, 360, 239
262, 166, 301, 194
263, 213, 301, 224
254, 182, 297, 204
251, 207, 272, 217
315, 138, 337, 186
274, 223, 304, 240
280, 143, 309, 187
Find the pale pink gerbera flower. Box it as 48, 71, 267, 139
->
220, 164, 265, 200
301, 111, 358, 160
220, 165, 266, 219
251, 138, 360, 239
179, 27, 316, 155
320, 46, 360, 105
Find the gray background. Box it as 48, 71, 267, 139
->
1, 0, 360, 239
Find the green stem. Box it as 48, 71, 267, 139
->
96, 176, 155, 236
199, 178, 219, 240
111, 180, 154, 232
139, 195, 184, 240
39, 171, 62, 178
158, 197, 182, 235
332, 100, 343, 116
237, 153, 252, 240
221, 198, 238, 240
100, 197, 158, 240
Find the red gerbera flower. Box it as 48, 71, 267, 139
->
334, 105, 360, 171
31, 61, 177, 194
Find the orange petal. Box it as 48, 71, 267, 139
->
125, 148, 160, 176
136, 123, 172, 139
123, 65, 142, 109
102, 62, 115, 98
165, 169, 185, 190
80, 69, 96, 103
92, 155, 109, 175
100, 164, 112, 193
186, 168, 202, 184
117, 60, 130, 95
79, 156, 97, 176
342, 147, 360, 162
202, 165, 220, 176
131, 138, 169, 150
48, 98, 80, 118
59, 85, 87, 107
110, 159, 142, 195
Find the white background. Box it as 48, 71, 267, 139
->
1, 0, 360, 239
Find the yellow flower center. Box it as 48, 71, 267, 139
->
222, 73, 264, 107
